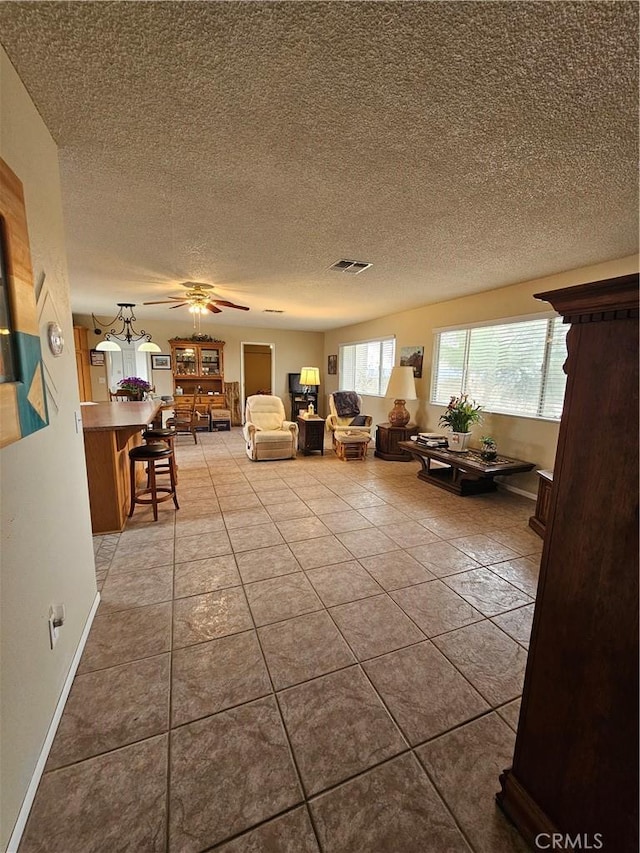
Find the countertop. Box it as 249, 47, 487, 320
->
81, 401, 161, 432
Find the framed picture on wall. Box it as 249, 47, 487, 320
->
89, 349, 105, 367
327, 354, 337, 375
400, 345, 424, 378
151, 354, 171, 370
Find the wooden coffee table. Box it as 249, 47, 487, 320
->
398, 441, 535, 496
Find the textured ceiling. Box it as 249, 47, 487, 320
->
0, 1, 637, 331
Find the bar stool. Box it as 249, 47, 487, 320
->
142, 427, 178, 482
128, 444, 179, 522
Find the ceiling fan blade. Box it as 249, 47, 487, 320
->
212, 300, 250, 311
205, 303, 223, 314
143, 299, 184, 305
168, 302, 188, 309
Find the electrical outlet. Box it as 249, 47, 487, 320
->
48, 604, 65, 649
98, 376, 106, 384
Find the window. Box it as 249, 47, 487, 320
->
340, 337, 395, 396
431, 315, 568, 420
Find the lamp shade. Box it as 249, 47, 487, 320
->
300, 367, 320, 386
385, 366, 417, 400
137, 341, 161, 352
95, 340, 122, 352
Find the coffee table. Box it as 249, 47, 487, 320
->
334, 431, 371, 461
398, 441, 535, 496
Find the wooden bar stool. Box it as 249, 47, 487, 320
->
128, 444, 179, 522
142, 427, 179, 481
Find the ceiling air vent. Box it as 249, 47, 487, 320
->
263, 309, 285, 313
329, 259, 373, 275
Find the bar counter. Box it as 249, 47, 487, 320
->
82, 401, 161, 534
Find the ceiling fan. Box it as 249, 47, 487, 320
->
143, 282, 250, 315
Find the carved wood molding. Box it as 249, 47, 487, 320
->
535, 273, 639, 322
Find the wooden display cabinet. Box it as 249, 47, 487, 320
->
169, 339, 225, 426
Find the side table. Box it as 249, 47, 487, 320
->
528, 469, 553, 538
297, 415, 325, 455
375, 422, 419, 461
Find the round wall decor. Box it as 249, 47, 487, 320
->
47, 322, 64, 357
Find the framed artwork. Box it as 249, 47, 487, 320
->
400, 345, 424, 378
327, 354, 337, 375
0, 159, 49, 448
151, 354, 171, 370
89, 349, 105, 366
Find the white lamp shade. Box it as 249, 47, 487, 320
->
95, 340, 122, 352
300, 366, 320, 386
137, 341, 161, 352
385, 366, 417, 400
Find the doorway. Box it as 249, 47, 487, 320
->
241, 342, 274, 415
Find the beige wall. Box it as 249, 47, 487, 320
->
74, 315, 325, 418
0, 49, 97, 851
324, 255, 638, 494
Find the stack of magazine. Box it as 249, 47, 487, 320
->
416, 433, 448, 448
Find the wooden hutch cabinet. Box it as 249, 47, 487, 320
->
169, 339, 225, 418
498, 274, 639, 852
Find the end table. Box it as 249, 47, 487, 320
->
297, 415, 325, 455
375, 422, 419, 461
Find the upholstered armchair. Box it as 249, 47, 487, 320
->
243, 395, 298, 461
327, 392, 373, 445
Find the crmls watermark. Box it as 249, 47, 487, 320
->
535, 834, 604, 850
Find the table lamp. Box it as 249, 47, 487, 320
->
299, 367, 320, 394
385, 366, 417, 427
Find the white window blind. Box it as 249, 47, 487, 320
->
431, 316, 568, 420
340, 337, 395, 396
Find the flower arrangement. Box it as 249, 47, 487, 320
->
118, 376, 153, 396
438, 395, 483, 433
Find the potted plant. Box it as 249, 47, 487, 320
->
118, 376, 153, 401
480, 435, 497, 461
438, 395, 482, 452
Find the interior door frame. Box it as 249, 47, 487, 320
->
240, 341, 275, 418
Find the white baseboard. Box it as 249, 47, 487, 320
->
6, 591, 101, 853
496, 479, 536, 501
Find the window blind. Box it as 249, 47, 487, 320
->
431, 316, 568, 420
340, 337, 395, 396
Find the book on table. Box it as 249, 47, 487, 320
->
416, 433, 448, 448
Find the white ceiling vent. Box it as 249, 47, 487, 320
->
328, 259, 373, 275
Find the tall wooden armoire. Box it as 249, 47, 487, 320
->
498, 274, 639, 851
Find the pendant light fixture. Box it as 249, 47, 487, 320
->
92, 303, 161, 352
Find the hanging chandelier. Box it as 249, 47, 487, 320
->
92, 303, 160, 352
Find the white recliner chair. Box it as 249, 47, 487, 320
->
243, 395, 298, 461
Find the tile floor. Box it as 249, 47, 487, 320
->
19, 429, 543, 852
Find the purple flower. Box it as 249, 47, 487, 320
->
118, 376, 152, 393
